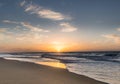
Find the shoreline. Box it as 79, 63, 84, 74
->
0, 58, 108, 84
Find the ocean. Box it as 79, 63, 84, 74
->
0, 52, 120, 84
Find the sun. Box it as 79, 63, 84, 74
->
52, 41, 65, 52
55, 45, 64, 52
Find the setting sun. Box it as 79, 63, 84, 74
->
52, 41, 65, 52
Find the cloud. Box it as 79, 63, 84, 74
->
117, 28, 120, 31
2, 19, 50, 33
20, 0, 26, 7
102, 28, 120, 44
0, 20, 49, 43
60, 22, 77, 32
0, 28, 14, 40
21, 1, 69, 21
15, 32, 47, 41
0, 27, 48, 43
25, 4, 38, 12
102, 34, 120, 43
21, 22, 50, 32
37, 9, 66, 20
3, 20, 19, 24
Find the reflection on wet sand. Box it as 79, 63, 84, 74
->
4, 57, 66, 69
35, 61, 66, 69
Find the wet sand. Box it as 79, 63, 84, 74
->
0, 58, 108, 84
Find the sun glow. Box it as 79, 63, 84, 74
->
52, 41, 65, 52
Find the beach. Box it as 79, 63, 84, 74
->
0, 58, 107, 84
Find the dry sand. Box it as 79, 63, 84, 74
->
0, 58, 108, 84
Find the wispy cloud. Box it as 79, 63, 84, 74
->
37, 9, 66, 20
21, 1, 69, 21
102, 34, 120, 43
21, 22, 50, 32
20, 0, 26, 7
0, 27, 14, 41
0, 26, 48, 43
102, 28, 120, 44
15, 32, 48, 42
60, 22, 77, 32
2, 19, 50, 32
117, 28, 120, 31
3, 20, 19, 24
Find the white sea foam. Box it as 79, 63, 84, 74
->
66, 61, 120, 84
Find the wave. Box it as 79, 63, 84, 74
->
1, 52, 120, 84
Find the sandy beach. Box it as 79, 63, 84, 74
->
0, 58, 108, 84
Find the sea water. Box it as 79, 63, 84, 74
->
0, 52, 120, 84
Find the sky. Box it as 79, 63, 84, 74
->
1, 0, 120, 52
